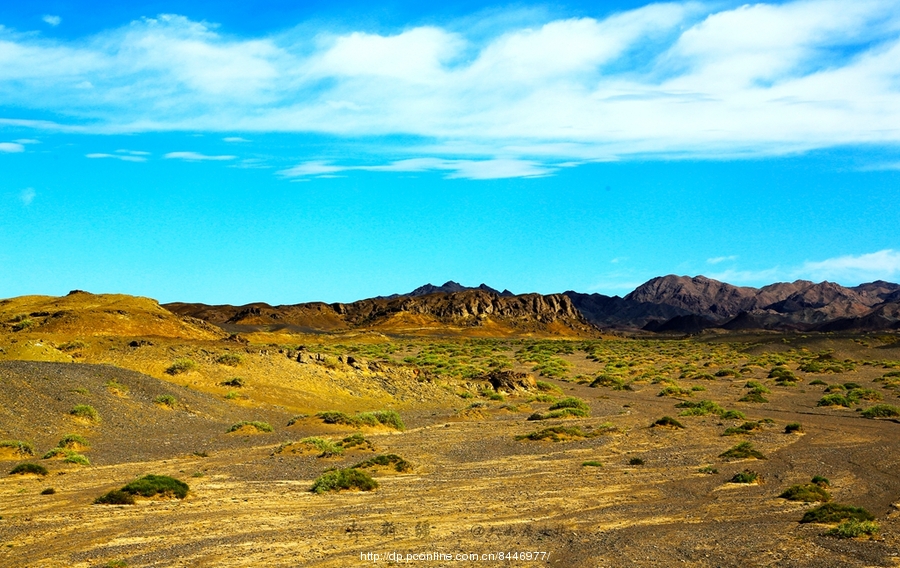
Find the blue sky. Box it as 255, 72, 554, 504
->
2, 0, 900, 304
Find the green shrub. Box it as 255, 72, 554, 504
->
817, 394, 851, 408
10, 462, 48, 475
780, 483, 831, 502
699, 466, 718, 474
629, 457, 645, 466
298, 437, 344, 457
658, 385, 691, 397
721, 410, 746, 420
785, 423, 803, 433
715, 369, 739, 377
676, 400, 728, 416
216, 353, 243, 366
824, 384, 846, 393
42, 448, 68, 459
221, 377, 246, 387
729, 470, 759, 484
480, 389, 505, 401
528, 407, 589, 420
70, 405, 100, 423
801, 503, 874, 524
590, 375, 628, 389
64, 453, 90, 465
121, 475, 189, 499
227, 421, 273, 433
535, 380, 563, 393
224, 391, 242, 400
809, 379, 827, 386
311, 468, 378, 493
0, 440, 35, 456
352, 454, 412, 473
739, 391, 769, 403
582, 460, 603, 467
719, 441, 766, 460
12, 318, 34, 331
286, 414, 309, 426
154, 394, 177, 407
166, 358, 197, 375
516, 426, 590, 442
652, 416, 685, 429
94, 490, 136, 505
812, 475, 830, 487
769, 367, 797, 380
105, 379, 129, 394
57, 434, 89, 449
691, 385, 706, 392
861, 404, 900, 418
315, 410, 405, 431
826, 519, 880, 538
723, 421, 764, 436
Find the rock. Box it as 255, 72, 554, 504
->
483, 370, 536, 392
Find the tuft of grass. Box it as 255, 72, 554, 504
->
94, 490, 136, 505
652, 416, 685, 429
298, 437, 344, 457
739, 391, 769, 403
729, 470, 760, 484
216, 353, 243, 366
0, 440, 35, 456
315, 410, 405, 431
699, 466, 718, 474
861, 404, 900, 418
719, 441, 766, 461
10, 463, 48, 476
63, 453, 90, 465
70, 405, 100, 423
41, 487, 56, 495
516, 426, 591, 442
220, 377, 246, 387
826, 519, 880, 539
121, 475, 189, 499
154, 394, 177, 407
658, 385, 692, 398
723, 421, 765, 436
106, 561, 128, 568
801, 503, 874, 524
629, 457, 645, 466
286, 414, 309, 426
809, 379, 827, 386
104, 379, 129, 395
582, 460, 603, 467
166, 358, 197, 375
311, 468, 378, 494
817, 394, 851, 408
352, 454, 412, 473
57, 434, 89, 449
224, 391, 243, 400
72, 387, 90, 395
590, 375, 630, 390
227, 421, 273, 433
549, 397, 590, 411
785, 422, 803, 434
535, 380, 563, 393
58, 340, 87, 352
780, 483, 831, 503
812, 475, 830, 487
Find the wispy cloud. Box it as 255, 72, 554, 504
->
86, 153, 147, 162
1, 2, 900, 173
20, 188, 35, 205
707, 255, 738, 264
164, 151, 236, 161
14, 138, 40, 144
116, 149, 149, 156
223, 137, 249, 142
278, 157, 554, 180
800, 249, 900, 282
42, 15, 61, 27
0, 142, 25, 153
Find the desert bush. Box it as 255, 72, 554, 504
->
216, 353, 243, 366
723, 421, 764, 436
480, 389, 505, 401
676, 400, 723, 416
785, 423, 803, 433
458, 391, 474, 399
105, 379, 129, 394
739, 391, 769, 403
590, 375, 629, 390
812, 475, 830, 486
166, 358, 197, 375
729, 470, 760, 484
0, 440, 35, 456
286, 414, 309, 426
528, 407, 589, 420
220, 377, 246, 387
154, 394, 177, 407
824, 384, 846, 393
719, 441, 766, 460
715, 369, 739, 377
629, 457, 645, 466
70, 405, 100, 423
516, 426, 590, 442
780, 483, 831, 502
699, 466, 718, 474
41, 487, 56, 495
769, 367, 796, 380
57, 434, 89, 449
94, 490, 136, 505
10, 462, 48, 475
315, 410, 405, 431
299, 437, 344, 457
64, 453, 90, 465
535, 380, 563, 393
826, 519, 880, 538
582, 460, 602, 467
227, 421, 273, 433
658, 385, 691, 397
652, 416, 685, 429
340, 433, 371, 449
224, 391, 243, 400
809, 379, 827, 386
801, 503, 874, 524
311, 468, 378, 493
12, 318, 34, 331
121, 475, 189, 499
352, 454, 412, 473
817, 394, 852, 408
861, 404, 900, 418
549, 397, 590, 412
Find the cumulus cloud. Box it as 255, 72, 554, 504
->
0, 142, 25, 153
164, 151, 236, 161
1, 1, 900, 175
42, 15, 61, 27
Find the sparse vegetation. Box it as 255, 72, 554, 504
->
352, 454, 412, 473
166, 358, 197, 375
311, 468, 378, 493
94, 490, 136, 505
826, 519, 880, 539
315, 410, 405, 431
104, 379, 129, 395
64, 453, 90, 465
729, 470, 760, 484
216, 353, 243, 366
652, 416, 685, 429
861, 404, 900, 418
723, 421, 766, 436
41, 487, 56, 495
699, 466, 718, 474
516, 426, 591, 442
227, 421, 273, 433
0, 440, 35, 456
582, 460, 603, 467
785, 422, 803, 433
780, 482, 831, 502
57, 434, 89, 449
629, 457, 645, 466
10, 463, 48, 476
719, 441, 766, 461
154, 394, 177, 407
299, 437, 344, 457
70, 404, 100, 423
121, 475, 189, 499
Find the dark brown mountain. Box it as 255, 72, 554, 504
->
375, 281, 514, 299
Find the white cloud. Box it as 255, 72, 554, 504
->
800, 249, 900, 282
0, 1, 900, 173
116, 149, 150, 155
86, 153, 147, 162
42, 15, 61, 27
0, 142, 24, 153
20, 187, 35, 205
14, 138, 39, 144
223, 137, 249, 142
278, 157, 554, 180
707, 255, 738, 264
164, 151, 236, 161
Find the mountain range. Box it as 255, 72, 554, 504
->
163, 277, 900, 335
